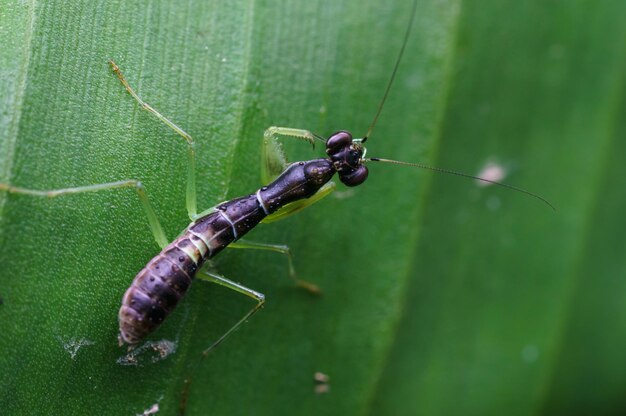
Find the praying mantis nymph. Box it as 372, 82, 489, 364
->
0, 0, 552, 355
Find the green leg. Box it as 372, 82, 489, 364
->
109, 60, 198, 220
260, 126, 335, 222
262, 126, 321, 184
196, 269, 265, 356
229, 239, 320, 294
0, 180, 168, 249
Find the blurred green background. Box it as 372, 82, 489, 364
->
1, 0, 625, 414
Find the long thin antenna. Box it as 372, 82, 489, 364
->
367, 158, 556, 211
363, 0, 419, 142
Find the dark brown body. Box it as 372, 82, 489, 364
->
118, 158, 339, 344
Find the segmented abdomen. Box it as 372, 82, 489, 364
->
118, 159, 335, 345
118, 194, 266, 344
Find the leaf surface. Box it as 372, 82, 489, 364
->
1, 1, 625, 415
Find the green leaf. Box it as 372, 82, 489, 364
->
1, 0, 625, 415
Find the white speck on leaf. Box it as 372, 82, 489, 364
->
136, 395, 163, 416
57, 337, 95, 359
117, 339, 178, 366
476, 161, 507, 187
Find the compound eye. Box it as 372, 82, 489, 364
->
326, 131, 353, 153
339, 166, 369, 187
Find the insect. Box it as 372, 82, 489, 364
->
0, 0, 552, 354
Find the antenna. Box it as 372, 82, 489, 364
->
367, 158, 556, 210
363, 0, 419, 143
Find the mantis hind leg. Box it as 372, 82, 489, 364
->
229, 239, 321, 294
0, 180, 168, 249
109, 60, 198, 220
0, 62, 203, 250
195, 269, 265, 355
